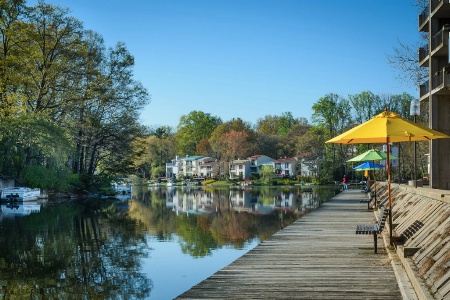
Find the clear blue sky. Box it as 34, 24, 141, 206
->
34, 0, 420, 128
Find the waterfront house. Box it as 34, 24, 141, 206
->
179, 155, 205, 178
197, 157, 219, 178
273, 157, 297, 178
229, 159, 252, 179
247, 155, 275, 177
166, 155, 217, 180
167, 154, 316, 180
166, 156, 182, 179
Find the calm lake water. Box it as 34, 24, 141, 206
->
0, 185, 338, 299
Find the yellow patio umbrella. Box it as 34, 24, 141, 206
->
326, 108, 450, 245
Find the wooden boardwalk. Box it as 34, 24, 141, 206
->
176, 189, 406, 299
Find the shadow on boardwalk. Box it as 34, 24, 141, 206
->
176, 189, 412, 299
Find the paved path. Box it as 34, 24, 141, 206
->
176, 189, 409, 299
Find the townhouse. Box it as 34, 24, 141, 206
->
273, 157, 297, 178
166, 154, 313, 180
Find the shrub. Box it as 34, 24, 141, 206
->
22, 165, 72, 192
201, 179, 216, 186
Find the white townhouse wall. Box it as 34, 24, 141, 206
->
166, 156, 182, 179
166, 155, 208, 179
179, 155, 206, 178
247, 155, 275, 176
273, 157, 297, 178
229, 159, 251, 179
197, 157, 217, 178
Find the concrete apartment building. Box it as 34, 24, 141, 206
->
418, 0, 450, 190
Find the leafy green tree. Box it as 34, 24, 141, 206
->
253, 134, 281, 159
22, 165, 72, 191
0, 114, 72, 178
391, 92, 416, 118
260, 165, 274, 184
0, 0, 27, 117
151, 125, 173, 138
278, 112, 297, 136
312, 93, 352, 180
175, 111, 222, 155
348, 91, 379, 123
70, 41, 150, 175
135, 135, 176, 178
312, 93, 351, 137
256, 112, 303, 137
256, 115, 279, 135
150, 165, 166, 179
16, 2, 87, 117
278, 123, 311, 158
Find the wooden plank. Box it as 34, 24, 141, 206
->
175, 190, 403, 299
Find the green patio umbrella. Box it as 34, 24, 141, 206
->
348, 149, 397, 162
348, 149, 396, 202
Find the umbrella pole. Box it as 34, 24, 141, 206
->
373, 166, 377, 209
372, 160, 377, 204
387, 143, 392, 246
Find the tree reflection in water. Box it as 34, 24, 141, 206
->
0, 199, 151, 299
0, 186, 336, 299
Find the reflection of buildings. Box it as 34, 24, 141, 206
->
228, 189, 298, 215
273, 191, 295, 211
165, 187, 213, 215
164, 187, 326, 216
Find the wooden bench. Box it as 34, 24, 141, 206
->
360, 185, 370, 193
359, 191, 375, 210
356, 207, 389, 254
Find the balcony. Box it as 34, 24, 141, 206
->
431, 0, 450, 14
431, 67, 450, 94
419, 5, 429, 31
419, 80, 430, 100
431, 0, 450, 18
418, 46, 429, 67
430, 28, 448, 56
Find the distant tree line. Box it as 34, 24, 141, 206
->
138, 91, 428, 185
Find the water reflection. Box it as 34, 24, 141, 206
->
0, 186, 337, 299
0, 199, 151, 299
162, 186, 329, 217
0, 202, 42, 220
